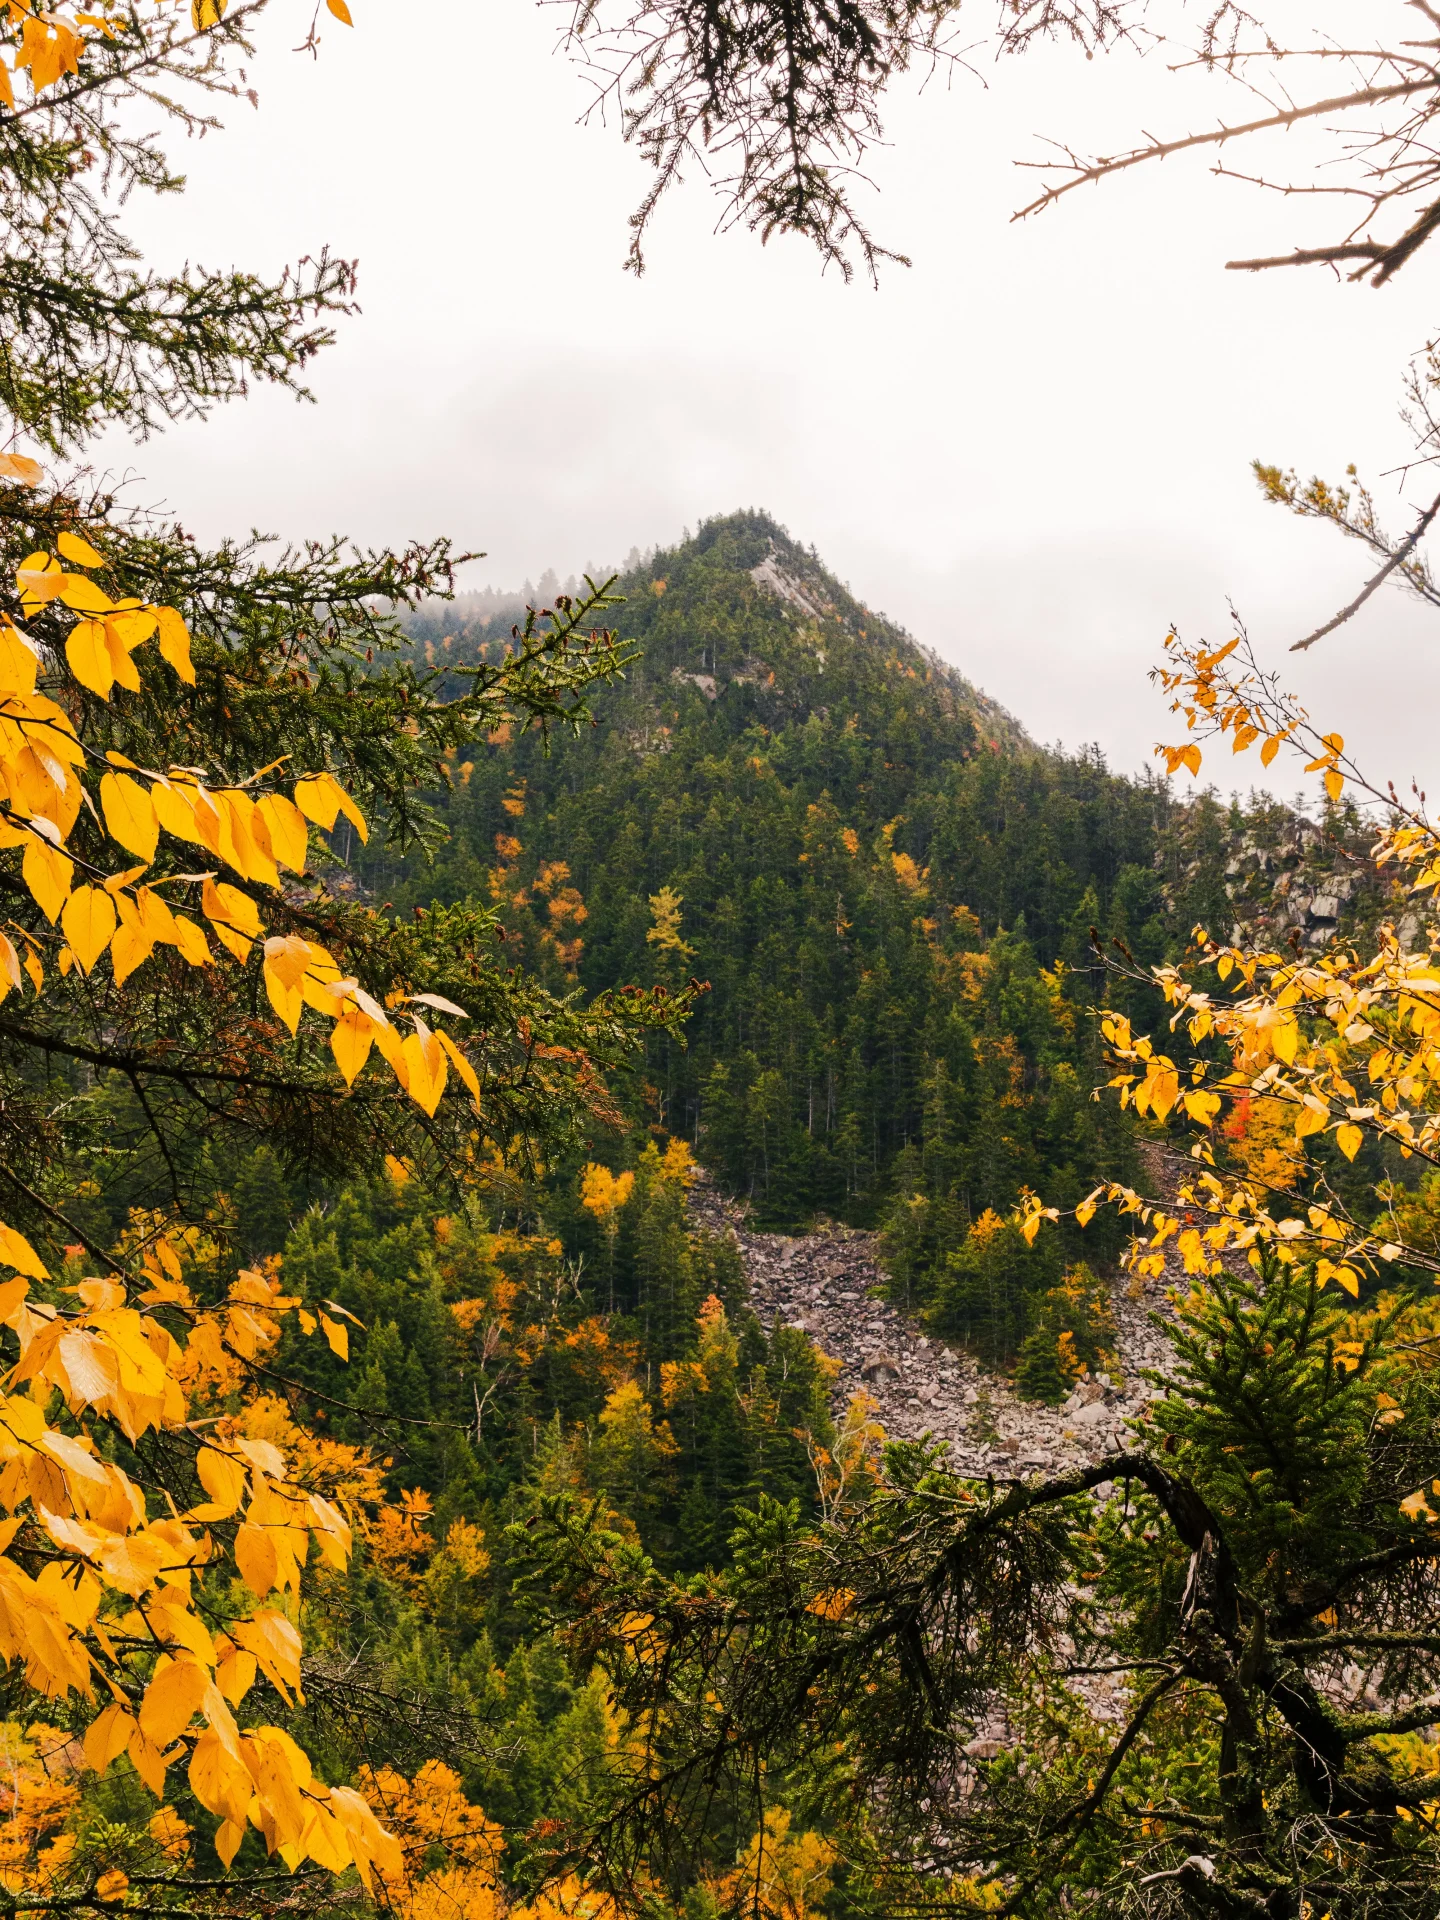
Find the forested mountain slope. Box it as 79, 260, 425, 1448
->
374, 511, 1236, 1241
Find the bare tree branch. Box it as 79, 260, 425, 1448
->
1292, 485, 1440, 650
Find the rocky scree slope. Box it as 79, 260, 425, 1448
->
687, 1174, 1183, 1479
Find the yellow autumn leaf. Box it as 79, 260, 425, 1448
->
332, 782, 367, 843
136, 887, 178, 948
57, 531, 104, 568
0, 453, 41, 487
293, 774, 341, 831
0, 623, 38, 694
0, 1221, 47, 1278
100, 770, 159, 864
17, 554, 63, 605
806, 1587, 855, 1620
195, 1447, 248, 1517
233, 1525, 279, 1599
57, 573, 114, 614
155, 606, 195, 683
231, 1610, 303, 1701
263, 972, 303, 1038
138, 1657, 209, 1748
187, 1729, 253, 1827
263, 933, 311, 994
83, 1703, 136, 1776
151, 781, 199, 844
437, 1029, 481, 1102
110, 921, 154, 988
61, 886, 117, 974
400, 1024, 447, 1115
22, 837, 73, 922
216, 789, 278, 886
200, 878, 261, 963
1159, 742, 1202, 777
209, 924, 251, 966
125, 1728, 172, 1798
1140, 1063, 1180, 1122
294, 771, 368, 843
102, 619, 141, 692
215, 1647, 256, 1708
0, 1278, 30, 1326
0, 933, 20, 1003
148, 1598, 216, 1669
255, 792, 308, 873
299, 958, 346, 1019
327, 0, 352, 20
300, 1798, 353, 1873
1335, 1123, 1364, 1161
65, 619, 115, 697
318, 1312, 349, 1361
330, 1006, 374, 1086
187, 787, 223, 860
202, 877, 260, 938
169, 915, 212, 967
214, 1820, 245, 1869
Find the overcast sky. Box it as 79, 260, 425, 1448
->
97, 1, 1440, 797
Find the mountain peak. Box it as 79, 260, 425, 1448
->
628, 509, 1030, 755
407, 509, 1029, 757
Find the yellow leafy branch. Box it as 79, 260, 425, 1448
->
1151, 626, 1374, 808
0, 1218, 402, 1882
0, 531, 486, 1120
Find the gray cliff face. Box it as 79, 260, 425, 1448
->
1169, 799, 1419, 951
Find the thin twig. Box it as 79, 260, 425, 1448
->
1292, 485, 1440, 650
0, 1159, 125, 1276
1013, 79, 1436, 223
